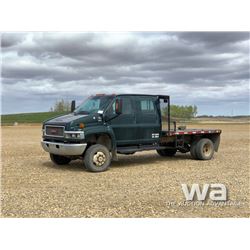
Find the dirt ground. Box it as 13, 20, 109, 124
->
1, 124, 249, 217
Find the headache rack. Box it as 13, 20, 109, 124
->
158, 95, 171, 134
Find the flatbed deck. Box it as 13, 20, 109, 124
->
163, 129, 222, 136
117, 129, 222, 154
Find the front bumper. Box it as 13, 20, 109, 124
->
41, 140, 87, 156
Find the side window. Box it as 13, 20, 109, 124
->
121, 97, 133, 114
106, 100, 116, 116
106, 97, 133, 115
139, 99, 156, 113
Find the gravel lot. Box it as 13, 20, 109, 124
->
1, 124, 249, 217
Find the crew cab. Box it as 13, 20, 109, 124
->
41, 94, 221, 172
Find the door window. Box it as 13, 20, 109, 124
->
136, 97, 158, 124
106, 101, 116, 116
106, 96, 133, 117
121, 97, 133, 114
140, 99, 155, 113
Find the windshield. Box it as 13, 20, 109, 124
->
74, 95, 113, 115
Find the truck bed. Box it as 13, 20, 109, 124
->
162, 128, 222, 136
117, 128, 222, 154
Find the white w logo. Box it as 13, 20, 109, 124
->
181, 184, 227, 201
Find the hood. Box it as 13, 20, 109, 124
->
48, 113, 88, 123
44, 112, 102, 130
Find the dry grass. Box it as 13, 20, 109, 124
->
1, 123, 249, 217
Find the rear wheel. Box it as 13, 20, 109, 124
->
50, 154, 71, 165
84, 144, 111, 172
190, 140, 199, 159
195, 138, 214, 160
157, 148, 177, 157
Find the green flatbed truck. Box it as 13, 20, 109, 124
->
41, 94, 221, 172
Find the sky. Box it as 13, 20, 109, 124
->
1, 32, 249, 115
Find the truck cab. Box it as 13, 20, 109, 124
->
41, 94, 221, 172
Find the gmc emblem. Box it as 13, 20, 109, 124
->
50, 129, 57, 134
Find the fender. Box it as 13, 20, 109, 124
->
84, 125, 117, 150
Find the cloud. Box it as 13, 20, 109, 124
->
1, 32, 249, 115
1, 33, 26, 48
178, 32, 249, 49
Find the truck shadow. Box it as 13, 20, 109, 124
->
42, 153, 193, 172
42, 161, 85, 172
112, 153, 192, 168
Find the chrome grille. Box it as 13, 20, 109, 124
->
45, 125, 64, 137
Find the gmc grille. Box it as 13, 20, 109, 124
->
45, 126, 64, 137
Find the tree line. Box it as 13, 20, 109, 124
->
50, 99, 71, 112
163, 104, 198, 120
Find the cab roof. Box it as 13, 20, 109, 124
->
95, 93, 169, 98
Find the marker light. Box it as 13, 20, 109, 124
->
79, 123, 85, 129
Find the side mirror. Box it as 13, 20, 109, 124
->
115, 99, 122, 114
71, 100, 76, 112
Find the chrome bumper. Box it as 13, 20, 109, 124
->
41, 140, 87, 156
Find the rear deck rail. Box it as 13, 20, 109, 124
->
168, 129, 222, 136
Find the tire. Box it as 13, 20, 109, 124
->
157, 148, 177, 157
190, 140, 199, 159
84, 144, 111, 172
50, 154, 71, 165
195, 138, 214, 160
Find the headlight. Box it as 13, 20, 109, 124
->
64, 131, 85, 139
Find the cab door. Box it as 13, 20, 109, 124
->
106, 96, 137, 146
134, 96, 161, 144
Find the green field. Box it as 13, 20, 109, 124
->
1, 111, 249, 125
1, 112, 68, 125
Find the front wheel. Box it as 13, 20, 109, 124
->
84, 144, 111, 172
50, 154, 71, 165
157, 148, 177, 157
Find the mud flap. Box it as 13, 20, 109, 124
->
210, 134, 221, 152
111, 149, 118, 161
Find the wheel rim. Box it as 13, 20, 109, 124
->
203, 143, 212, 157
93, 151, 106, 167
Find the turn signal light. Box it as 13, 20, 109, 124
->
79, 123, 85, 129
